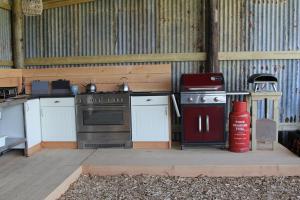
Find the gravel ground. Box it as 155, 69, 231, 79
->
58, 175, 300, 200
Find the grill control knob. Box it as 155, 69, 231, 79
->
188, 97, 193, 102
200, 97, 206, 103
214, 97, 219, 102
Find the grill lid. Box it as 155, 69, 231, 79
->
180, 73, 225, 92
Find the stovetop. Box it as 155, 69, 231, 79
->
79, 91, 129, 95
76, 92, 130, 105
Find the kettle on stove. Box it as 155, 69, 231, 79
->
82, 82, 97, 93
119, 77, 130, 92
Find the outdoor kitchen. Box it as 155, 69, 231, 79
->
0, 0, 300, 200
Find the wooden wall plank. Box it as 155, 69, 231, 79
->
0, 60, 13, 66
43, 0, 94, 10
22, 64, 172, 94
0, 69, 23, 92
24, 53, 207, 66
24, 51, 300, 66
219, 51, 300, 61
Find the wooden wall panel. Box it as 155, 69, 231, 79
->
0, 69, 23, 92
22, 64, 172, 94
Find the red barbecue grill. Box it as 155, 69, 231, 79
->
173, 73, 227, 150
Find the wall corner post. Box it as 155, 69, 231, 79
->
12, 0, 24, 69
206, 0, 219, 72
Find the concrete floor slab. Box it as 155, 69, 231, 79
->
0, 145, 299, 200
0, 149, 94, 200
82, 145, 300, 177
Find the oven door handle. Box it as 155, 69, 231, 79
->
206, 115, 209, 132
198, 115, 202, 133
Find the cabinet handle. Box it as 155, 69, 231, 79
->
54, 101, 60, 103
165, 107, 168, 116
198, 115, 202, 133
146, 99, 152, 102
41, 109, 43, 118
206, 115, 209, 132
26, 103, 29, 112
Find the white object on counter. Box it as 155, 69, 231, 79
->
0, 135, 7, 147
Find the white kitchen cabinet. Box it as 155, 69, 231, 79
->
131, 95, 171, 149
24, 99, 42, 148
40, 98, 76, 142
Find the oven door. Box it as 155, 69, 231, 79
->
182, 104, 226, 144
76, 105, 130, 133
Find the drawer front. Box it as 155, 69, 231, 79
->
131, 96, 169, 106
40, 98, 75, 107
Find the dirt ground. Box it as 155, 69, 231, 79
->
58, 175, 300, 200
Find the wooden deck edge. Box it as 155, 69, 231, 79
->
133, 142, 170, 149
41, 142, 77, 149
25, 143, 42, 156
81, 164, 300, 177
45, 166, 82, 200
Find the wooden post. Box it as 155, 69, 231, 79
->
206, 0, 219, 72
12, 0, 24, 69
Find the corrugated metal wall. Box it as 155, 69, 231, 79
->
219, 0, 300, 123
23, 0, 300, 124
25, 0, 206, 57
0, 8, 12, 68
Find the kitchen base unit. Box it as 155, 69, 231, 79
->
40, 98, 76, 144
131, 95, 171, 149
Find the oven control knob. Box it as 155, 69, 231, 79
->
200, 97, 206, 103
188, 97, 193, 102
214, 97, 219, 102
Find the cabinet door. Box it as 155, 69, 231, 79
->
24, 99, 42, 148
41, 106, 76, 141
182, 105, 225, 143
132, 105, 169, 141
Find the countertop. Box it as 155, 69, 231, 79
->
130, 91, 171, 96
0, 97, 28, 108
28, 94, 75, 99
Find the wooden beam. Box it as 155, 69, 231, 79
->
279, 123, 300, 131
23, 51, 300, 66
12, 0, 24, 69
0, 0, 11, 10
0, 60, 13, 66
24, 53, 207, 66
219, 51, 300, 61
43, 0, 94, 10
206, 0, 219, 72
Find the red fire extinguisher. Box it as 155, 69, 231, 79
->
229, 101, 250, 153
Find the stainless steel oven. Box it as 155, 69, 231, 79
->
77, 105, 130, 133
76, 92, 132, 149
